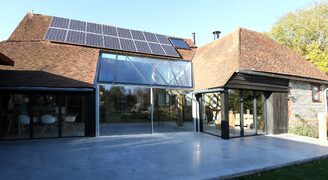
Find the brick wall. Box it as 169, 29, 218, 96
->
289, 80, 327, 127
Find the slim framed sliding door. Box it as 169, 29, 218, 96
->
228, 89, 266, 138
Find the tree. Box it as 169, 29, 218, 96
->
267, 2, 328, 73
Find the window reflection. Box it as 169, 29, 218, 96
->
228, 90, 266, 137
0, 93, 86, 140
243, 91, 256, 136
153, 89, 193, 132
62, 96, 85, 137
201, 92, 222, 136
98, 53, 193, 88
99, 85, 151, 135
228, 89, 241, 137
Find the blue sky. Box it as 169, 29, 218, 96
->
0, 0, 314, 46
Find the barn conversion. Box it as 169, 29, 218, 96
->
0, 13, 327, 140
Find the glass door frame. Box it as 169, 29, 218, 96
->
96, 83, 194, 136
236, 89, 266, 137
0, 90, 91, 140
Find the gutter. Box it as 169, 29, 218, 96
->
0, 86, 94, 92
192, 87, 224, 94
324, 88, 328, 114
236, 69, 328, 85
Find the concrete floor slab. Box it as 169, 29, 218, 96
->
1, 132, 328, 180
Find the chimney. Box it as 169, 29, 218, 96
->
27, 11, 34, 19
192, 32, 196, 45
213, 31, 221, 40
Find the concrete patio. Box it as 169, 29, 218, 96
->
1, 132, 328, 180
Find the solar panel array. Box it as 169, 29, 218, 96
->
44, 17, 181, 58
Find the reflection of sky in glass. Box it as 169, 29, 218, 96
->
98, 53, 193, 88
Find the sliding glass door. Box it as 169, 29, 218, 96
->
98, 84, 193, 135
99, 85, 151, 135
153, 89, 193, 133
201, 92, 222, 136
0, 93, 88, 140
228, 89, 266, 137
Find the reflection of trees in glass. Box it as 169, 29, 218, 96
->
255, 92, 265, 131
203, 92, 221, 121
107, 86, 124, 112
228, 90, 240, 113
100, 85, 151, 123
243, 91, 253, 114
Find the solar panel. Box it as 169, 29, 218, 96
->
103, 25, 117, 36
162, 45, 180, 57
135, 41, 151, 54
87, 22, 102, 34
66, 31, 85, 44
69, 20, 86, 31
156, 34, 171, 45
117, 28, 132, 39
44, 28, 67, 42
169, 38, 190, 49
103, 36, 120, 49
119, 38, 136, 52
50, 17, 69, 28
143, 32, 158, 43
45, 16, 182, 58
148, 43, 165, 55
130, 30, 145, 41
86, 33, 103, 47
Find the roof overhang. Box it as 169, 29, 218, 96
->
237, 69, 328, 85
0, 52, 14, 66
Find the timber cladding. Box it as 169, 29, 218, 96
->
225, 73, 289, 92
266, 92, 289, 134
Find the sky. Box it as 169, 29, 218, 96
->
0, 0, 315, 46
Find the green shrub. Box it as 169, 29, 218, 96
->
289, 114, 318, 138
289, 125, 318, 138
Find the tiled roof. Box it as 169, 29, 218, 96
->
0, 52, 14, 66
0, 41, 99, 88
0, 13, 196, 88
8, 13, 52, 42
193, 29, 240, 90
193, 27, 328, 90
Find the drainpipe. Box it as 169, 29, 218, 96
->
95, 84, 100, 137
324, 88, 328, 114
318, 88, 328, 141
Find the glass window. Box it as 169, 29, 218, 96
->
1, 93, 87, 140
201, 92, 222, 136
151, 59, 177, 86
255, 92, 265, 135
228, 89, 241, 137
0, 94, 31, 140
170, 61, 192, 87
31, 95, 59, 138
115, 60, 149, 84
227, 90, 266, 137
312, 85, 320, 102
99, 85, 151, 135
243, 91, 256, 136
98, 58, 115, 83
98, 53, 193, 88
169, 38, 190, 49
61, 96, 85, 137
153, 89, 193, 133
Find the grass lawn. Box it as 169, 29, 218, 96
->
236, 157, 328, 180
